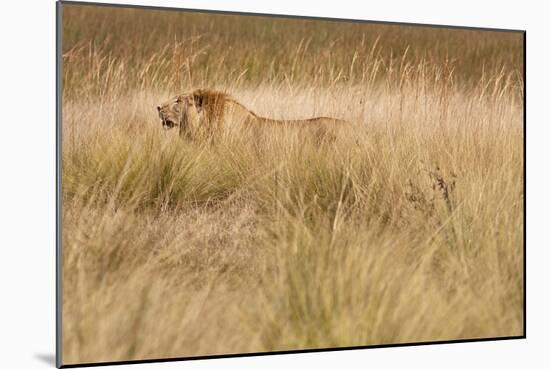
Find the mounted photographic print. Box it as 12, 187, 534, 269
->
56, 1, 525, 367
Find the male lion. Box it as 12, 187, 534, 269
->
156, 89, 348, 141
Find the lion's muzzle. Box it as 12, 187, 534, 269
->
157, 106, 178, 130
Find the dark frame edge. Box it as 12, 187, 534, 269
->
522, 30, 527, 338
56, 1, 63, 368
59, 336, 525, 368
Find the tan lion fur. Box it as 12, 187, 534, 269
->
157, 89, 349, 141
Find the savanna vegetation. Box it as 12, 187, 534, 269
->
61, 3, 524, 364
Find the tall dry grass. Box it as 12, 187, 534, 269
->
61, 3, 524, 365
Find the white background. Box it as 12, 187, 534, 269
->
0, 0, 547, 368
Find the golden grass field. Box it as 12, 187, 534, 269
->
61, 4, 524, 365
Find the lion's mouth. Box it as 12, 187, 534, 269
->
161, 119, 177, 130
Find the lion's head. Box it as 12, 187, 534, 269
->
157, 90, 229, 136
157, 93, 194, 131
